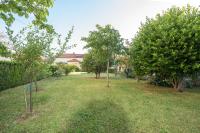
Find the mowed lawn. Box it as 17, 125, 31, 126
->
0, 74, 200, 133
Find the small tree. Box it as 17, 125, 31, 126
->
130, 5, 200, 92
7, 26, 73, 112
82, 24, 123, 87
81, 50, 107, 78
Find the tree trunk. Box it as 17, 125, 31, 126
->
107, 59, 110, 87
95, 72, 98, 79
172, 78, 183, 92
177, 81, 184, 92
98, 72, 101, 78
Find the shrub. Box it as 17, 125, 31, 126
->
109, 68, 115, 73
150, 75, 172, 87
0, 61, 51, 91
37, 64, 51, 80
0, 61, 26, 90
49, 65, 63, 77
67, 65, 80, 72
124, 68, 135, 78
64, 65, 71, 75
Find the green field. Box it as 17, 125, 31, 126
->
0, 74, 200, 133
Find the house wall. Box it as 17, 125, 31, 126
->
54, 58, 67, 63
54, 57, 83, 68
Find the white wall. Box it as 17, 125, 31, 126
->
0, 56, 11, 61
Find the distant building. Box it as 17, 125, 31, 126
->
54, 52, 84, 68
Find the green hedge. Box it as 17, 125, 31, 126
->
0, 61, 27, 91
0, 61, 51, 91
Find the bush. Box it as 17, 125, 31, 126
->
109, 68, 115, 73
49, 65, 63, 77
67, 65, 80, 72
124, 68, 135, 78
64, 66, 71, 75
37, 64, 51, 80
0, 61, 51, 91
0, 61, 26, 90
150, 76, 172, 87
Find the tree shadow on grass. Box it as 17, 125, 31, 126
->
64, 99, 133, 133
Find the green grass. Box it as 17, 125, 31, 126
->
0, 73, 200, 133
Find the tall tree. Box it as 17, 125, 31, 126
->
130, 5, 200, 92
0, 0, 54, 31
82, 24, 123, 87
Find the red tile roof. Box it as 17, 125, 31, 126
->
59, 53, 84, 58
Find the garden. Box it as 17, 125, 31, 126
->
0, 1, 200, 133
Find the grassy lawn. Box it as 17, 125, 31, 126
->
0, 73, 200, 133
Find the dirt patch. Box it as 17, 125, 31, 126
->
16, 111, 39, 123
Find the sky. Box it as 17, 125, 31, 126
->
0, 0, 199, 54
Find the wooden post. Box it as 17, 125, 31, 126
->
29, 83, 33, 112
107, 59, 110, 87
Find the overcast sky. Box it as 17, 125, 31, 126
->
0, 0, 199, 53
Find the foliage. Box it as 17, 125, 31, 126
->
6, 25, 73, 112
0, 0, 54, 31
130, 5, 200, 91
0, 61, 49, 91
81, 50, 107, 78
0, 42, 11, 57
82, 25, 124, 83
66, 64, 80, 72
64, 66, 71, 75
6, 25, 73, 80
0, 61, 25, 90
150, 75, 172, 87
49, 65, 62, 77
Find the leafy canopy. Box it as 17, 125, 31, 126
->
6, 26, 73, 81
81, 49, 107, 78
0, 0, 54, 31
82, 24, 124, 59
130, 5, 200, 88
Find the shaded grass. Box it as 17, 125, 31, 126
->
0, 74, 200, 133
65, 99, 131, 133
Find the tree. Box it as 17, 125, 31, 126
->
81, 50, 107, 78
0, 0, 54, 31
130, 5, 200, 92
82, 24, 123, 87
6, 26, 73, 112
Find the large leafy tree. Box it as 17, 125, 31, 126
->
0, 0, 54, 31
81, 50, 107, 79
130, 5, 200, 91
82, 24, 123, 87
7, 26, 73, 112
